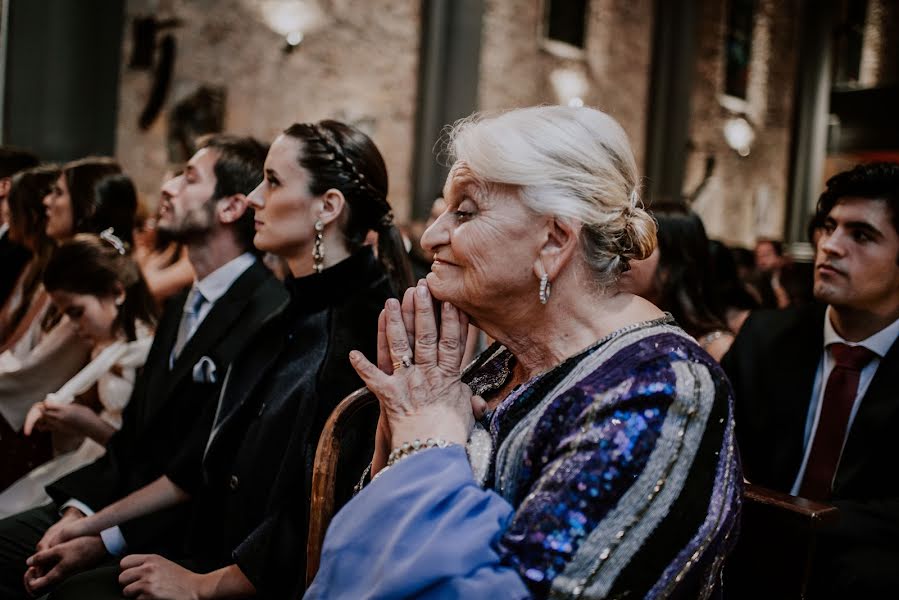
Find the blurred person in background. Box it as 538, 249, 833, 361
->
619, 202, 734, 361
1, 160, 135, 487
0, 148, 40, 307
708, 239, 760, 333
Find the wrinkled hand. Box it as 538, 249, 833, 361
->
24, 535, 106, 596
119, 554, 204, 600
351, 281, 483, 451
35, 403, 97, 436
36, 507, 85, 552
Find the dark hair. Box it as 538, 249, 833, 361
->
196, 134, 269, 252
0, 146, 39, 179
7, 166, 59, 249
6, 166, 60, 328
777, 261, 815, 308
43, 234, 158, 341
816, 162, 899, 235
650, 203, 729, 338
755, 238, 783, 256
90, 174, 138, 246
283, 120, 414, 294
708, 240, 760, 311
62, 157, 124, 236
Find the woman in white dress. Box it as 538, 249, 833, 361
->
0, 232, 158, 517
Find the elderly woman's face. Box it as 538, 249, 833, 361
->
420, 163, 542, 316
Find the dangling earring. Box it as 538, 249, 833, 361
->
539, 273, 552, 305
313, 219, 325, 273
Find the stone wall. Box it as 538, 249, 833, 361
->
860, 0, 899, 87
478, 0, 654, 170
684, 0, 801, 248
115, 0, 420, 220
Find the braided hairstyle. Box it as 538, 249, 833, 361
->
283, 121, 413, 294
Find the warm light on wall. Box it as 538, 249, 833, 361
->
723, 116, 755, 157
550, 67, 589, 107
254, 0, 328, 50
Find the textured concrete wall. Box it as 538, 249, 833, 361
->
115, 0, 420, 220
685, 0, 801, 247
478, 0, 654, 170
861, 0, 899, 87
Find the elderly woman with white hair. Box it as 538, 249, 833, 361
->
307, 106, 741, 599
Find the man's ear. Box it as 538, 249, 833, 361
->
216, 193, 249, 224
0, 177, 11, 199
318, 188, 347, 227
532, 217, 578, 282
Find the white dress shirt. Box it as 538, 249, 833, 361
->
790, 306, 899, 495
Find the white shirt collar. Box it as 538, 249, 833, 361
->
0, 222, 8, 238
823, 305, 899, 358
194, 252, 256, 304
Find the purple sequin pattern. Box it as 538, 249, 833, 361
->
490, 331, 733, 594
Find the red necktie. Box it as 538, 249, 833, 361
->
799, 343, 876, 500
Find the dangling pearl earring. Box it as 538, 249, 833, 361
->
539, 273, 552, 305
312, 219, 325, 273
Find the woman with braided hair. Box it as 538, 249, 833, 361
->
39, 121, 412, 599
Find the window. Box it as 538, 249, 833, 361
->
832, 0, 868, 88
723, 0, 756, 99
543, 0, 588, 50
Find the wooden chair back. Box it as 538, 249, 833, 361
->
306, 388, 379, 587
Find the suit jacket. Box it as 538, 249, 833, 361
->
47, 260, 288, 553
722, 304, 899, 596
166, 248, 390, 597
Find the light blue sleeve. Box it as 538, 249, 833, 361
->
305, 445, 531, 599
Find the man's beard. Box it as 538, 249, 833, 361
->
157, 200, 216, 243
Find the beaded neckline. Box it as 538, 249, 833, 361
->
473, 313, 676, 427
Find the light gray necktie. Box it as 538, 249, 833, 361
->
171, 287, 206, 364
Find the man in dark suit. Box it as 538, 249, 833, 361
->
723, 162, 899, 598
0, 147, 40, 306
0, 135, 288, 598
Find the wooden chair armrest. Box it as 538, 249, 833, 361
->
743, 482, 840, 528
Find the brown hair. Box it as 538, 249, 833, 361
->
61, 157, 129, 238
6, 165, 61, 328
43, 234, 158, 341
195, 134, 269, 253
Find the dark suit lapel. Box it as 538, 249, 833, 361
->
836, 335, 899, 490
203, 305, 288, 457
136, 291, 187, 425
165, 288, 245, 392
145, 262, 271, 426
771, 306, 826, 485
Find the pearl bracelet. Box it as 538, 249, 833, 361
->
370, 438, 455, 483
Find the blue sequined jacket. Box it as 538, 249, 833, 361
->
308, 317, 742, 599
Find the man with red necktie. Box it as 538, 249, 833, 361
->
724, 162, 899, 598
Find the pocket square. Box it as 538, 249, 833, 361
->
192, 356, 217, 383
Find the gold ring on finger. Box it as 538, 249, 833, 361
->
401, 354, 413, 368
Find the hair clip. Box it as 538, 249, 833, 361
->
99, 227, 126, 255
